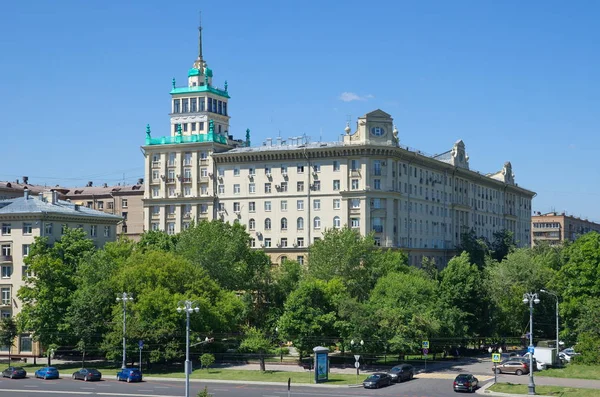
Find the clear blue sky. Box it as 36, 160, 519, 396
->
1, 0, 598, 220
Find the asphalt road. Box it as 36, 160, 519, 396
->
0, 375, 475, 397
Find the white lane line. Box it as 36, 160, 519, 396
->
97, 393, 180, 397
137, 390, 154, 392
24, 385, 40, 387
213, 389, 230, 391
0, 390, 92, 395
155, 386, 169, 389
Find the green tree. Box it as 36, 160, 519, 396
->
17, 228, 96, 350
490, 230, 515, 262
457, 229, 490, 269
277, 280, 338, 358
0, 317, 17, 362
239, 326, 272, 371
200, 353, 215, 371
573, 297, 600, 364
136, 230, 178, 253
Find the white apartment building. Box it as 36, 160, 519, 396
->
0, 189, 121, 356
142, 27, 535, 267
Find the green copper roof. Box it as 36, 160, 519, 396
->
205, 67, 213, 77
188, 68, 200, 77
145, 132, 228, 146
170, 84, 230, 98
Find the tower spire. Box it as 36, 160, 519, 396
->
197, 12, 203, 62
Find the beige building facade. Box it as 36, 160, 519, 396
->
531, 212, 600, 245
142, 26, 535, 267
0, 189, 121, 356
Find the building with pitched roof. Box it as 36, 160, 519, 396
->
0, 189, 121, 357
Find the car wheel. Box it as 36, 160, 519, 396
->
495, 368, 502, 374
516, 369, 523, 376
410, 372, 414, 380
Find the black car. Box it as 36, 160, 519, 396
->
2, 366, 27, 379
453, 373, 479, 393
363, 373, 392, 389
72, 368, 102, 381
388, 364, 414, 382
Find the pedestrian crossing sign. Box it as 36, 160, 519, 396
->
422, 340, 429, 349
492, 353, 501, 363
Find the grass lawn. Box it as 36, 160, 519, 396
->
13, 363, 358, 385
537, 365, 600, 381
489, 382, 600, 397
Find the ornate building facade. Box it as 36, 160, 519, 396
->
142, 27, 535, 267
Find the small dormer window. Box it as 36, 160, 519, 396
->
371, 127, 385, 136
192, 82, 197, 87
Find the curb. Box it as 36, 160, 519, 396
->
144, 376, 356, 388
476, 381, 554, 397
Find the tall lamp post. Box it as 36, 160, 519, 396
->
116, 292, 134, 369
540, 289, 560, 366
523, 292, 540, 395
177, 300, 199, 397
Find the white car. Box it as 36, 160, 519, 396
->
559, 349, 580, 363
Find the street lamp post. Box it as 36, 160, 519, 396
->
116, 293, 134, 369
177, 300, 199, 397
523, 292, 540, 395
540, 289, 560, 366
275, 327, 283, 362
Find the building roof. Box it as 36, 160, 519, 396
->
0, 193, 122, 221
0, 181, 59, 195
66, 184, 144, 197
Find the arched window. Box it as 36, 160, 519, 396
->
333, 216, 341, 228
280, 256, 288, 264
265, 218, 271, 230
248, 218, 255, 230
281, 217, 288, 230
313, 216, 321, 229
297, 217, 304, 230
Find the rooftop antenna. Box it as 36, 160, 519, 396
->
198, 11, 203, 62
319, 127, 322, 142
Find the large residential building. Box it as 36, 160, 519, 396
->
0, 189, 121, 357
531, 211, 600, 245
64, 180, 145, 240
142, 26, 535, 267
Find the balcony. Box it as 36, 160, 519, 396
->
199, 176, 210, 183
146, 132, 228, 146
182, 177, 192, 183
167, 213, 176, 219
350, 169, 361, 177
151, 161, 161, 168
166, 178, 176, 184
183, 213, 192, 219
0, 255, 12, 263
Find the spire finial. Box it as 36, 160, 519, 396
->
245, 128, 251, 147
198, 11, 203, 61
172, 78, 176, 89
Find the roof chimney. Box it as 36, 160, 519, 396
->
23, 176, 29, 185
23, 188, 29, 200
103, 183, 108, 188
137, 178, 144, 185
87, 181, 93, 187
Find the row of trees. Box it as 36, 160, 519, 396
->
2, 221, 599, 366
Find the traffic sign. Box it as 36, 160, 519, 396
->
139, 340, 144, 349
422, 340, 429, 349
528, 346, 535, 354
492, 353, 501, 363
354, 361, 360, 369
423, 348, 429, 355
354, 355, 360, 362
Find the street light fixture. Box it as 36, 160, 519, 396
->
116, 292, 134, 369
177, 300, 199, 397
540, 289, 560, 366
523, 292, 540, 395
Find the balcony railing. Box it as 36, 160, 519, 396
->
146, 133, 228, 146
183, 177, 192, 183
0, 255, 12, 263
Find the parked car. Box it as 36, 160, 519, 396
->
72, 368, 102, 381
116, 368, 142, 383
518, 353, 546, 370
560, 348, 580, 362
363, 373, 392, 389
453, 373, 479, 393
388, 364, 414, 382
492, 360, 529, 376
1, 366, 27, 379
34, 367, 59, 380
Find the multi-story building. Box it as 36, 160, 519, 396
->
142, 26, 535, 267
64, 179, 145, 240
531, 212, 600, 245
0, 188, 121, 357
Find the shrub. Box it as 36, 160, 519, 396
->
200, 353, 216, 371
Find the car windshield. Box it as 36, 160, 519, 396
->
390, 367, 401, 372
456, 375, 469, 380
366, 375, 380, 380
89, 369, 100, 374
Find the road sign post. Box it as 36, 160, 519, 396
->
354, 355, 360, 384
287, 377, 291, 397
492, 353, 501, 384
422, 343, 429, 372
138, 340, 144, 371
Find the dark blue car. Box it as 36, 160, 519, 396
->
35, 367, 59, 380
116, 368, 142, 383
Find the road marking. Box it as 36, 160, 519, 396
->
213, 389, 229, 391
137, 390, 154, 392
97, 393, 180, 397
24, 385, 40, 387
0, 390, 92, 394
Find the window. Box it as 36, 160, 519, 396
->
351, 159, 359, 171
90, 225, 97, 237
218, 184, 225, 194
1, 224, 10, 236
122, 212, 128, 220
167, 222, 175, 235
182, 98, 189, 113
22, 223, 32, 235
183, 123, 188, 132
103, 226, 111, 237
297, 256, 304, 265
313, 164, 321, 173
44, 223, 53, 235
200, 204, 208, 214
297, 217, 304, 230
280, 238, 288, 248
173, 99, 180, 113
265, 183, 272, 193
265, 218, 272, 230
333, 180, 340, 190
249, 219, 256, 230
201, 167, 208, 177
374, 179, 381, 190
297, 237, 304, 247
280, 182, 288, 192
234, 167, 240, 176
249, 183, 256, 193
372, 198, 381, 208
152, 187, 159, 197
108, 202, 114, 209
281, 165, 287, 175
373, 160, 382, 176
281, 200, 287, 211
0, 245, 9, 257
1, 288, 9, 305
313, 199, 321, 210
264, 201, 272, 211
22, 244, 30, 257
265, 166, 272, 175
249, 202, 256, 212
281, 218, 288, 230
351, 218, 360, 228
297, 200, 304, 210
313, 217, 321, 229
151, 222, 159, 231
234, 184, 241, 194
168, 187, 176, 197
351, 179, 359, 189
152, 170, 159, 181
191, 98, 197, 112
333, 160, 340, 171
264, 238, 272, 248
1, 266, 11, 278
312, 181, 321, 191
297, 165, 304, 173
191, 122, 196, 132
86, 201, 93, 208
250, 238, 256, 248
333, 216, 341, 228
19, 336, 32, 353
333, 199, 341, 209
233, 202, 241, 212
297, 181, 304, 192
168, 153, 176, 166
351, 198, 360, 208
61, 224, 68, 234
97, 201, 104, 210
